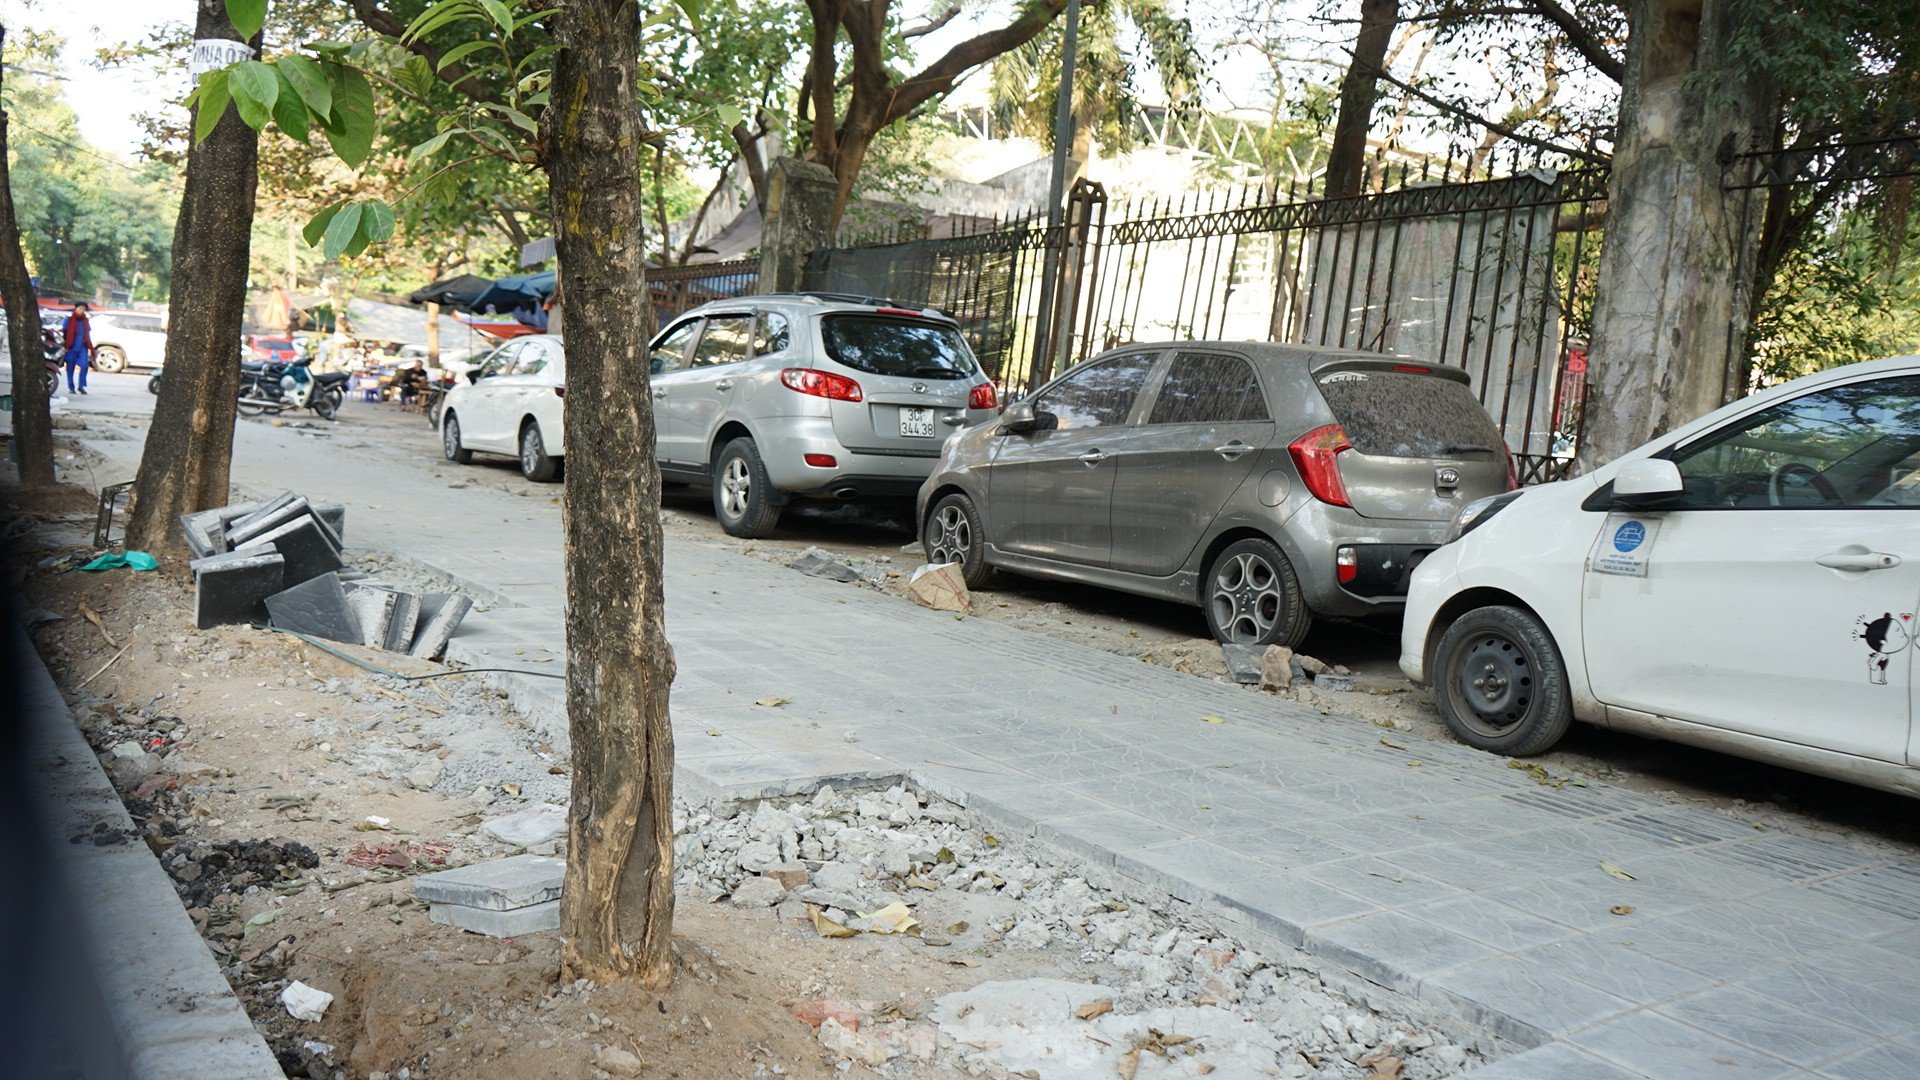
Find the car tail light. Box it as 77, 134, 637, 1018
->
781, 367, 863, 402
969, 382, 997, 410
1336, 546, 1358, 584
1502, 443, 1518, 491
554, 385, 565, 398
876, 307, 924, 318
1289, 424, 1353, 507
1391, 364, 1432, 375
804, 453, 837, 468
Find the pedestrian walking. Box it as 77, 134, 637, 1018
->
62, 302, 93, 395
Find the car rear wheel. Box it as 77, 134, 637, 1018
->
712, 437, 780, 538
1432, 605, 1573, 756
924, 492, 992, 589
520, 421, 559, 482
443, 412, 474, 464
1202, 538, 1310, 649
92, 346, 126, 374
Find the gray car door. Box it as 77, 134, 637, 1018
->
1107, 351, 1275, 576
676, 312, 755, 464
648, 319, 703, 467
990, 350, 1159, 566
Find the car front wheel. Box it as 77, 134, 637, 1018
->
924, 492, 992, 588
520, 421, 559, 482
443, 412, 474, 464
1202, 537, 1310, 649
712, 437, 780, 538
1432, 605, 1573, 756
91, 346, 126, 374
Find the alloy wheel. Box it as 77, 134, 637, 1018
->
720, 455, 751, 518
521, 428, 542, 474
444, 419, 460, 459
928, 504, 971, 565
1209, 552, 1281, 643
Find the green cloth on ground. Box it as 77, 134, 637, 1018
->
77, 551, 159, 572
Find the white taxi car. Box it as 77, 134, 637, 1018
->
1402, 355, 1920, 797
440, 334, 567, 482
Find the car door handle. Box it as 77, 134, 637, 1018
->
1817, 550, 1902, 571
1214, 441, 1251, 459
1078, 450, 1108, 466
714, 380, 734, 391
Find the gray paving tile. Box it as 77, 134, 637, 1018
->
1737, 962, 1920, 1039
1301, 855, 1462, 907
1035, 811, 1190, 867
1459, 1044, 1649, 1079
1211, 870, 1383, 947
1410, 894, 1579, 951
1815, 1042, 1920, 1079
1659, 986, 1874, 1067
1217, 825, 1360, 870
1514, 936, 1716, 1004
1571, 1012, 1799, 1080
1423, 956, 1634, 1044
1305, 910, 1499, 992
1615, 901, 1858, 978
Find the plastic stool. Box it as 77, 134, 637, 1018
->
361, 387, 379, 401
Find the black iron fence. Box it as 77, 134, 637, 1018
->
802, 158, 1606, 483
649, 258, 759, 327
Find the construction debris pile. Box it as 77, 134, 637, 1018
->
182, 491, 471, 658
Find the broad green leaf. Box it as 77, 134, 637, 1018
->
409, 128, 457, 160
716, 102, 743, 130
514, 43, 557, 74
343, 228, 373, 259
225, 0, 267, 39
669, 0, 705, 32
361, 201, 396, 243
271, 68, 310, 142
322, 64, 377, 167
482, 102, 538, 134
403, 3, 481, 44
434, 39, 494, 73
303, 204, 342, 247
193, 70, 232, 144
229, 60, 279, 129
322, 202, 364, 261
477, 0, 515, 34
280, 55, 332, 121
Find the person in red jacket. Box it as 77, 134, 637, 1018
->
62, 303, 93, 395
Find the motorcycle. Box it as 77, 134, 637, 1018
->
237, 356, 349, 421
148, 367, 163, 395
41, 326, 61, 397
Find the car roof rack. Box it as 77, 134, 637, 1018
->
760, 292, 956, 320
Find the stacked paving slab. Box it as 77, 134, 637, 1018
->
414, 854, 564, 937
182, 491, 472, 658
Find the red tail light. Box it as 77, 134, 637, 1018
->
1336, 546, 1358, 583
969, 382, 998, 410
554, 385, 566, 398
781, 367, 863, 402
1502, 443, 1518, 491
1391, 364, 1432, 375
1289, 424, 1353, 507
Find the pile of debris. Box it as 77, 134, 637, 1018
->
182, 491, 472, 658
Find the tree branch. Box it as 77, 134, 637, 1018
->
346, 0, 504, 105
1523, 0, 1622, 83
1356, 51, 1607, 163
902, 0, 965, 38
884, 0, 1070, 124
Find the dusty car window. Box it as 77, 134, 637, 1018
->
649, 321, 699, 375
692, 315, 753, 368
1034, 352, 1159, 431
821, 315, 977, 379
1149, 352, 1270, 424
1316, 370, 1502, 458
1674, 375, 1920, 508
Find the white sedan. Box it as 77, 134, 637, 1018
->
1402, 355, 1920, 797
440, 334, 566, 482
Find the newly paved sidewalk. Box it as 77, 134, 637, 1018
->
78, 420, 1920, 1079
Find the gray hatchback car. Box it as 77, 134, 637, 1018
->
917, 342, 1513, 647
651, 293, 999, 537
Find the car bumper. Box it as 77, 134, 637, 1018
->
1396, 539, 1464, 685
757, 417, 942, 496
1283, 506, 1452, 617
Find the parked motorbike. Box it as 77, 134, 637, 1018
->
42, 326, 60, 397
237, 356, 349, 421
148, 367, 163, 395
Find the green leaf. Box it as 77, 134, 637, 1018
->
477, 0, 515, 34
321, 64, 377, 167
360, 201, 396, 243
309, 41, 351, 58
716, 102, 743, 130
192, 70, 232, 144
343, 229, 373, 259
403, 3, 481, 44
225, 0, 267, 39
322, 202, 364, 261
669, 0, 705, 32
271, 68, 310, 142
434, 39, 495, 73
303, 204, 342, 248
280, 55, 332, 122
229, 60, 279, 130
409, 128, 457, 160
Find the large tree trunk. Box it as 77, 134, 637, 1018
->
1576, 0, 1772, 471
1325, 0, 1398, 200
123, 0, 261, 556
0, 36, 53, 488
548, 0, 678, 986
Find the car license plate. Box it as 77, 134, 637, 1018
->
899, 407, 935, 438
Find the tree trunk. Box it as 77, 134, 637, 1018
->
123, 0, 261, 556
547, 0, 678, 986
1576, 0, 1772, 471
0, 37, 54, 487
1325, 0, 1398, 200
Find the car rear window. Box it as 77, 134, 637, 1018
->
1315, 370, 1504, 458
820, 314, 978, 380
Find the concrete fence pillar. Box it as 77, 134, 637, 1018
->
757, 157, 840, 295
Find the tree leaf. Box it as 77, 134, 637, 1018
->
669, 0, 705, 32
434, 39, 495, 73
322, 202, 364, 261
229, 60, 279, 129
279, 55, 332, 122
402, 0, 479, 43
271, 68, 310, 143
1599, 861, 1636, 882
321, 64, 377, 167
477, 0, 515, 34
409, 128, 457, 160
716, 102, 743, 130
192, 70, 232, 145
360, 200, 396, 243
302, 204, 342, 247
224, 0, 267, 39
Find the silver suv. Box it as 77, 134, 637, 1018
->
650, 293, 999, 537
917, 343, 1513, 648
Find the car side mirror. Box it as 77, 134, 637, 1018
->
467, 370, 483, 384
1611, 458, 1684, 510
999, 400, 1039, 434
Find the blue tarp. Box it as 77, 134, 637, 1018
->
469, 270, 558, 314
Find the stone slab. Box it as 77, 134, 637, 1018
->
343, 584, 399, 648
428, 898, 560, 937
189, 550, 285, 629
410, 592, 474, 660
385, 590, 422, 653
178, 509, 225, 559
223, 493, 306, 547
311, 502, 346, 545
265, 572, 360, 644
1220, 643, 1263, 685
415, 854, 566, 910
236, 513, 342, 586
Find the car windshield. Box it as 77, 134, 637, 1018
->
1315, 370, 1503, 458
820, 314, 978, 380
